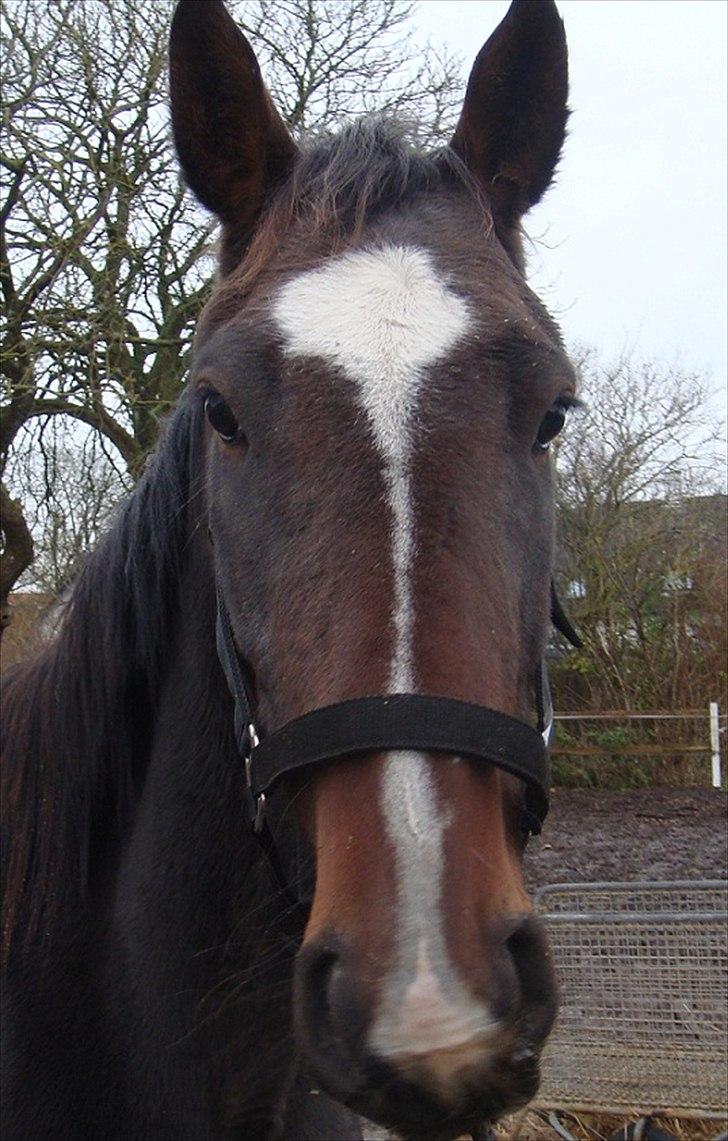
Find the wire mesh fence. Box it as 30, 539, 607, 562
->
534, 880, 728, 1119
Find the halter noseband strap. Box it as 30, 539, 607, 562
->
249, 693, 550, 826
216, 581, 580, 850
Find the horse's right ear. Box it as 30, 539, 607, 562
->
169, 0, 297, 233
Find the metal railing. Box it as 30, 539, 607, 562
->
534, 880, 728, 1119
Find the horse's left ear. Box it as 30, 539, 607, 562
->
451, 0, 568, 226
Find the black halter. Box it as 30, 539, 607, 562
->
215, 582, 580, 863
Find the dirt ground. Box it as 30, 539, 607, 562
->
492, 1109, 726, 1141
524, 787, 727, 888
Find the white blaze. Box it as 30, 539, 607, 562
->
273, 245, 493, 1067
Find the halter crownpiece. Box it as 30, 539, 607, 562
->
215, 580, 581, 847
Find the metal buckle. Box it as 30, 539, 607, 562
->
243, 724, 265, 832
243, 722, 260, 759
253, 792, 266, 834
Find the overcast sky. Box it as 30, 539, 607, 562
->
413, 1, 727, 433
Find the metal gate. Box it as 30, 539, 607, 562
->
534, 880, 728, 1118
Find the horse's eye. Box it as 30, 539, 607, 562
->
204, 393, 241, 443
534, 399, 569, 452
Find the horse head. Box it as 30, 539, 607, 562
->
170, 1, 573, 1135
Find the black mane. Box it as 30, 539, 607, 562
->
1, 395, 202, 961
289, 118, 472, 228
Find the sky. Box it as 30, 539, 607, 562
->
412, 0, 728, 433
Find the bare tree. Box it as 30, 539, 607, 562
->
6, 418, 131, 596
1, 0, 462, 633
235, 0, 461, 140
552, 350, 726, 716
1, 0, 212, 627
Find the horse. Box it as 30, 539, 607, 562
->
1, 1, 576, 1137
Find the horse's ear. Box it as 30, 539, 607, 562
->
169, 0, 297, 231
451, 0, 568, 226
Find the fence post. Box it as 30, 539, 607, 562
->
709, 702, 722, 788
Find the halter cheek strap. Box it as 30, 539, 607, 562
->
216, 582, 256, 750
536, 658, 554, 748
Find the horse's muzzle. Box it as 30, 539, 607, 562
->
293, 916, 558, 1140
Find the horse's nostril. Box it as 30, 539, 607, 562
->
506, 915, 548, 997
295, 937, 366, 1099
297, 942, 339, 1042
505, 915, 558, 1042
